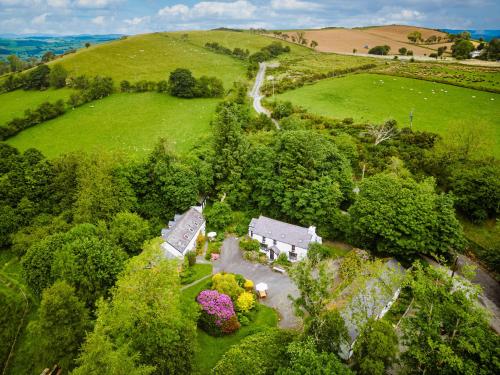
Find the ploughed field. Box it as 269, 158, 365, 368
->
6, 93, 218, 158
276, 73, 500, 157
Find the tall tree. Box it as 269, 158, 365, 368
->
401, 262, 500, 374
348, 173, 464, 258
49, 63, 68, 88
74, 239, 198, 374
352, 319, 399, 375
31, 281, 89, 371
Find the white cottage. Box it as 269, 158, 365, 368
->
161, 206, 205, 259
248, 215, 322, 262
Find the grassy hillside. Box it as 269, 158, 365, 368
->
0, 89, 74, 125
7, 93, 218, 158
277, 73, 500, 157
51, 33, 247, 86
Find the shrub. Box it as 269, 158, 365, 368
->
368, 45, 391, 55
275, 253, 291, 267
186, 251, 197, 267
212, 273, 244, 301
197, 290, 238, 336
240, 237, 260, 252
205, 241, 221, 260
221, 315, 241, 334
238, 313, 250, 326
244, 279, 254, 290
272, 101, 294, 119
308, 242, 334, 263
236, 291, 255, 312
234, 273, 246, 287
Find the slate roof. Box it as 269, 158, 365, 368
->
249, 215, 319, 249
162, 207, 204, 254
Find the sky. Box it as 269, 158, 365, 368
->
0, 0, 499, 36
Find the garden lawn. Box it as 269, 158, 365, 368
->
181, 264, 213, 285
277, 73, 500, 157
6, 92, 219, 158
181, 279, 279, 374
0, 88, 74, 125
52, 33, 246, 87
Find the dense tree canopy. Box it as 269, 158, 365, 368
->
348, 173, 464, 258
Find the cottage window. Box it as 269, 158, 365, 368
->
292, 245, 296, 251
262, 236, 266, 244
273, 239, 277, 245
250, 231, 253, 237
289, 252, 297, 261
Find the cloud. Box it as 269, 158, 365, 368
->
47, 0, 69, 7
158, 4, 189, 17
158, 1, 256, 20
76, 0, 119, 8
124, 16, 150, 26
270, 0, 322, 11
32, 12, 49, 25
91, 15, 106, 25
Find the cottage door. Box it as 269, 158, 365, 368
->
270, 250, 275, 260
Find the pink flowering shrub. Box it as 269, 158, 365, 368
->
197, 290, 240, 336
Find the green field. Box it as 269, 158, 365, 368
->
51, 33, 247, 87
0, 89, 74, 125
7, 92, 218, 158
277, 73, 500, 157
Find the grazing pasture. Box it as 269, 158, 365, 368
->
6, 92, 218, 158
0, 88, 74, 125
51, 33, 246, 87
276, 73, 500, 157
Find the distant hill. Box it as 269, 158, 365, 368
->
0, 34, 122, 60
440, 29, 500, 41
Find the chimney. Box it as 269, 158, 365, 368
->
308, 226, 316, 235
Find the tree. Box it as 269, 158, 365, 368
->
367, 120, 398, 145
352, 319, 398, 375
401, 262, 500, 374
85, 42, 91, 48
484, 38, 500, 60
7, 54, 24, 72
452, 39, 474, 59
31, 281, 89, 371
109, 211, 151, 255
212, 329, 296, 375
84, 75, 114, 100
205, 201, 232, 232
305, 309, 349, 354
437, 46, 447, 57
49, 63, 68, 88
368, 45, 391, 55
277, 338, 353, 375
398, 47, 407, 55
74, 239, 198, 374
212, 272, 244, 301
289, 259, 332, 320
169, 68, 197, 98
24, 64, 50, 90
310, 40, 318, 49
449, 162, 500, 222
41, 51, 55, 63
407, 31, 422, 43
348, 173, 464, 258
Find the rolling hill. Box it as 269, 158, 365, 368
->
284, 25, 454, 57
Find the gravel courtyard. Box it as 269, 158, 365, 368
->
213, 236, 301, 329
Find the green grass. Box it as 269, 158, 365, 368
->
181, 264, 213, 285
7, 92, 219, 158
52, 33, 247, 87
276, 73, 500, 157
0, 88, 74, 125
181, 278, 279, 374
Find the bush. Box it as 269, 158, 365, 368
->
272, 101, 294, 119
197, 290, 238, 336
308, 242, 335, 262
205, 241, 221, 260
368, 45, 391, 55
186, 251, 197, 267
240, 237, 260, 252
212, 273, 244, 301
236, 291, 255, 312
244, 279, 254, 290
237, 313, 250, 326
274, 253, 291, 267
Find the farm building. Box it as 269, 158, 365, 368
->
161, 206, 205, 259
248, 215, 322, 262
339, 258, 406, 359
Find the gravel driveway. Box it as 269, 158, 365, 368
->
213, 236, 301, 329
